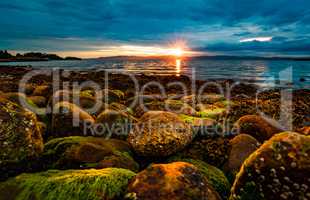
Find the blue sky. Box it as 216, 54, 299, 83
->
1, 0, 310, 57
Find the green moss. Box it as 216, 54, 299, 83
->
42, 136, 136, 170
0, 168, 136, 200
0, 98, 43, 180
112, 90, 125, 100
197, 107, 226, 119
168, 158, 230, 199
179, 114, 213, 124
79, 90, 95, 98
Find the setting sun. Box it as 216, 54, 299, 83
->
171, 48, 184, 57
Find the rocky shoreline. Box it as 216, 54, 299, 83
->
0, 66, 309, 200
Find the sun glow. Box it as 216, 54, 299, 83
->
170, 48, 184, 57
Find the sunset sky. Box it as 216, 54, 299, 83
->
1, 0, 310, 58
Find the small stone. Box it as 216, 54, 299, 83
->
291, 162, 297, 168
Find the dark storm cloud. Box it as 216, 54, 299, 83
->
0, 0, 310, 55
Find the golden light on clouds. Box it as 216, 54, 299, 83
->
48, 40, 198, 58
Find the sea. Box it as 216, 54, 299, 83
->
1, 58, 309, 89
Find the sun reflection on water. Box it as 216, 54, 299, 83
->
176, 59, 181, 76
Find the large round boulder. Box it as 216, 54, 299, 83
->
0, 98, 43, 180
168, 158, 231, 199
51, 101, 95, 137
128, 111, 192, 157
234, 115, 283, 142
95, 109, 137, 139
179, 136, 231, 168
230, 132, 310, 200
41, 136, 139, 172
0, 168, 136, 200
126, 162, 220, 200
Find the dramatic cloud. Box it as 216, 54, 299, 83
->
0, 0, 310, 56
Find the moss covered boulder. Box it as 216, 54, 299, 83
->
168, 158, 231, 199
0, 168, 136, 200
126, 162, 221, 200
95, 109, 137, 139
41, 136, 139, 172
51, 101, 95, 137
224, 134, 260, 182
50, 90, 104, 114
0, 98, 43, 180
230, 132, 310, 200
234, 115, 283, 142
128, 111, 193, 157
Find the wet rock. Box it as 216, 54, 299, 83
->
28, 96, 47, 107
181, 94, 226, 106
234, 115, 283, 142
133, 100, 197, 118
164, 99, 197, 115
126, 94, 167, 106
224, 134, 260, 182
102, 89, 125, 103
179, 136, 231, 168
128, 111, 193, 157
1, 92, 37, 108
50, 90, 103, 114
230, 132, 310, 200
179, 114, 218, 136
95, 109, 137, 139
33, 85, 52, 97
0, 98, 43, 180
168, 158, 231, 199
197, 104, 227, 119
51, 101, 95, 137
0, 168, 136, 200
19, 83, 35, 95
109, 102, 134, 115
126, 162, 221, 200
41, 136, 139, 172
298, 126, 310, 136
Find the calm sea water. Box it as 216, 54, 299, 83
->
1, 58, 310, 88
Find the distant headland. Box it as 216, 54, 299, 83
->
0, 50, 82, 62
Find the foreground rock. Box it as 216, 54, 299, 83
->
234, 115, 283, 142
128, 111, 193, 157
0, 98, 43, 180
230, 132, 310, 200
41, 136, 139, 172
126, 162, 220, 200
0, 168, 136, 200
224, 134, 260, 182
51, 101, 95, 137
168, 158, 231, 199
